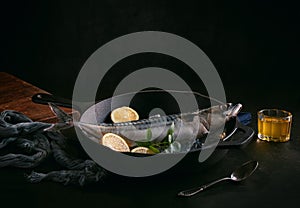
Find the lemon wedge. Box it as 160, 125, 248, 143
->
131, 146, 155, 154
111, 106, 139, 123
101, 133, 130, 152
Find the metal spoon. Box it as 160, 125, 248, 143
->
178, 160, 259, 197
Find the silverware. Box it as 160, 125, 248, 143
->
178, 160, 259, 197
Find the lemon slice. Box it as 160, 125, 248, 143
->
111, 106, 139, 123
131, 146, 155, 154
101, 133, 130, 152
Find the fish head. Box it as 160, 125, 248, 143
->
224, 103, 243, 119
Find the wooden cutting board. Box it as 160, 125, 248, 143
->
0, 72, 73, 123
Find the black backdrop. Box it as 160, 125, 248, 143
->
1, 1, 300, 207
1, 0, 299, 106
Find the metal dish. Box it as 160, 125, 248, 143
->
32, 90, 254, 174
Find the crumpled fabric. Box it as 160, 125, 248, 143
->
0, 110, 106, 186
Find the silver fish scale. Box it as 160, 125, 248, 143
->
99, 114, 182, 130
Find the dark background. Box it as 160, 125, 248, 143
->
1, 0, 299, 106
1, 0, 300, 207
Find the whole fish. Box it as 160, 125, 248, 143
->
46, 102, 242, 146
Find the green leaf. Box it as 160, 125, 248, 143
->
167, 122, 175, 135
168, 134, 173, 143
165, 141, 181, 153
146, 128, 152, 141
149, 145, 160, 153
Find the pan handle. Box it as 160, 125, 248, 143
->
32, 93, 94, 113
217, 122, 255, 148
32, 93, 73, 108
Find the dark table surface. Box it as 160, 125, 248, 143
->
0, 81, 299, 208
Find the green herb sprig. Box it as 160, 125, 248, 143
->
135, 122, 176, 153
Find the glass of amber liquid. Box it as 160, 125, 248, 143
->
257, 109, 292, 142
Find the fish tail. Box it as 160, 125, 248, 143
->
43, 103, 74, 132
